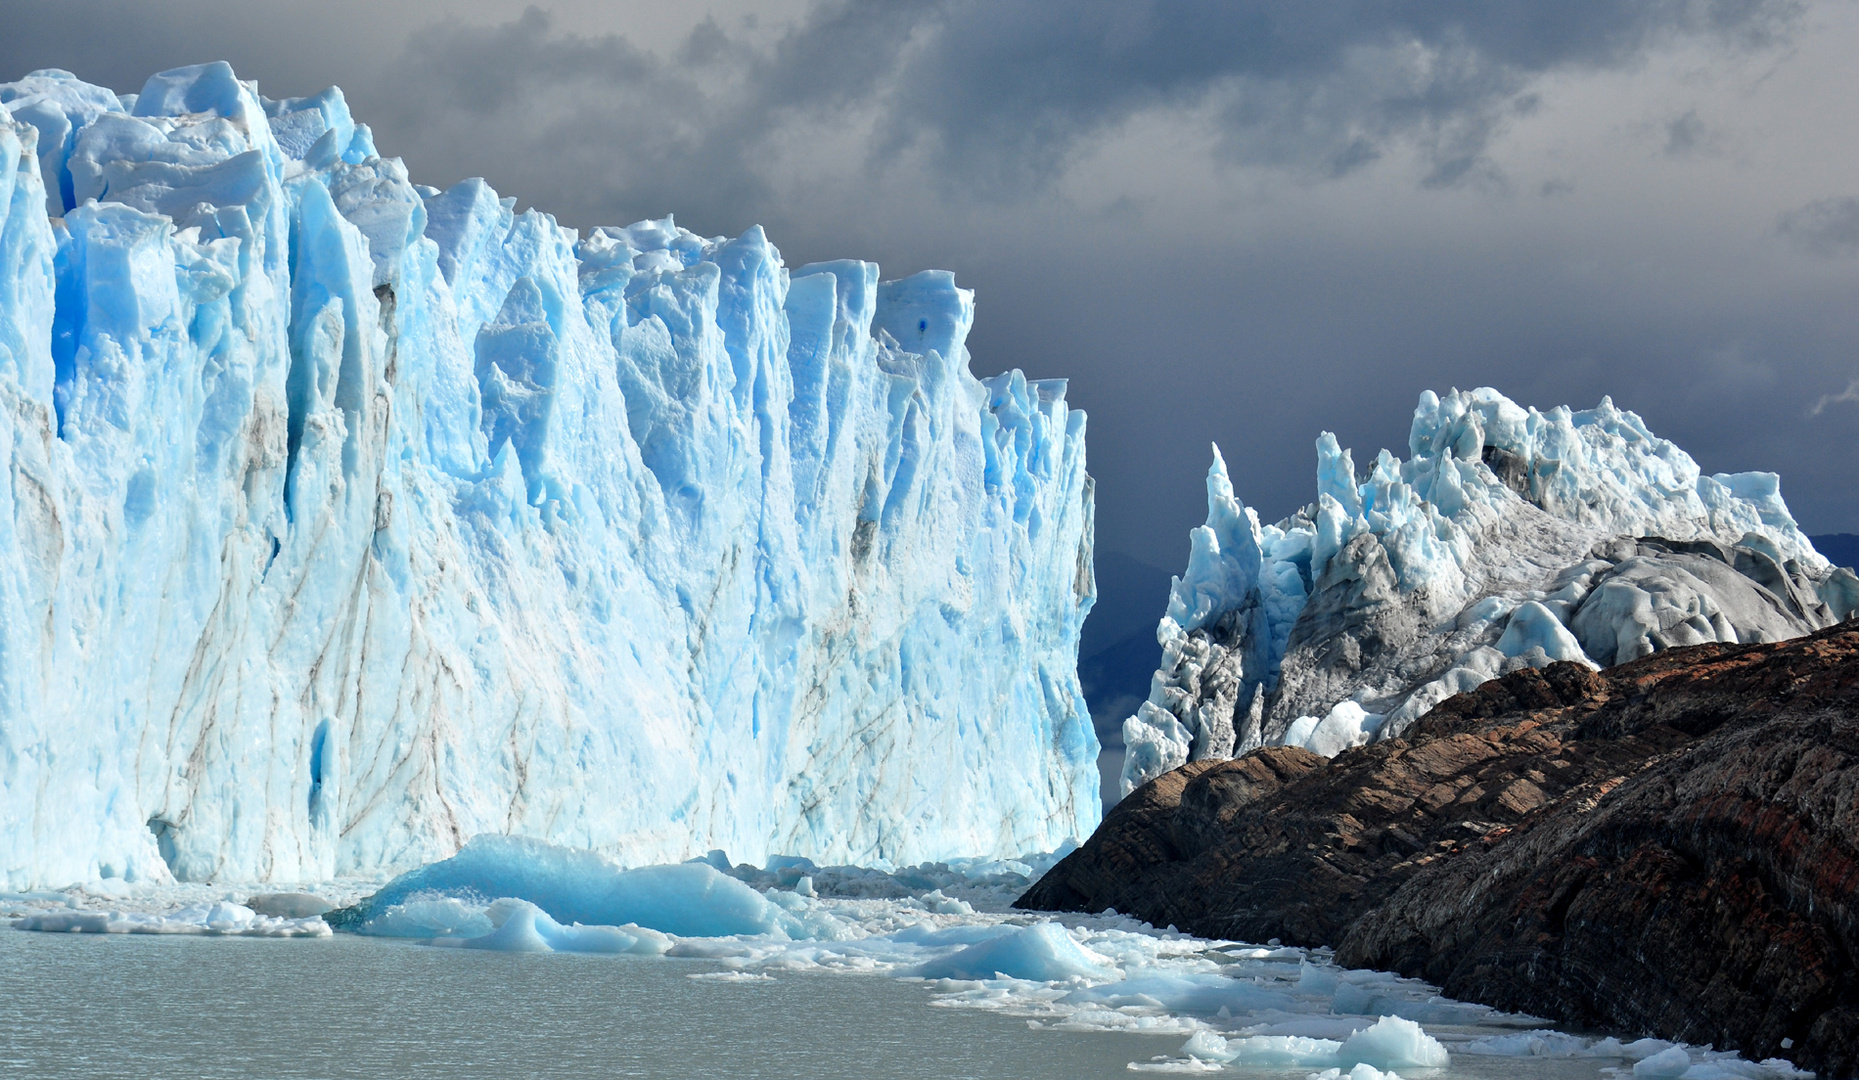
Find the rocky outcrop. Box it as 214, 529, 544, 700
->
1019, 622, 1859, 1076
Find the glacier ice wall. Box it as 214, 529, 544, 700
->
0, 64, 1100, 889
1121, 386, 1858, 796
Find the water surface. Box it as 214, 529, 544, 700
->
3, 930, 1181, 1079
0, 930, 1632, 1080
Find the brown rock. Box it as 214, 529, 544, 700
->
1019, 623, 1859, 1076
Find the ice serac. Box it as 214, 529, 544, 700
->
0, 63, 1099, 890
1122, 386, 1858, 796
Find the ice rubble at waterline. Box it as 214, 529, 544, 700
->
1122, 387, 1859, 795
2, 838, 1815, 1080
0, 62, 1100, 891
13, 901, 329, 937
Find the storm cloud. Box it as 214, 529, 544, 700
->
3, 0, 1856, 574
269, 0, 1809, 220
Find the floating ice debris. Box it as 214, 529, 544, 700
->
1153, 1016, 1446, 1072
435, 898, 670, 955
1336, 1016, 1450, 1070
245, 892, 335, 918
1304, 1067, 1405, 1080
914, 921, 1117, 982
5, 844, 1814, 1080
14, 900, 328, 937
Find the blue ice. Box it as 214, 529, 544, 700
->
0, 61, 1099, 890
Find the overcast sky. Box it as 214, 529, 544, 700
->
6, 0, 1857, 571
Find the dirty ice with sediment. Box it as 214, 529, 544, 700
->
1121, 388, 1858, 795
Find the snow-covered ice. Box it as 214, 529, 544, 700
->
1123, 387, 1859, 795
0, 62, 1098, 891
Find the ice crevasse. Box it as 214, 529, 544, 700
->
0, 63, 1100, 890
1122, 386, 1859, 796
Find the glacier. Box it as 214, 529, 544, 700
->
0, 62, 1100, 891
1122, 386, 1859, 796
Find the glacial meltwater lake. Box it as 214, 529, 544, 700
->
2, 927, 1636, 1080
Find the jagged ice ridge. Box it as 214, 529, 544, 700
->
0, 63, 1100, 890
1122, 387, 1859, 796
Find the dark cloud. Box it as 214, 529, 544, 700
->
348, 0, 1807, 211
3, 0, 1856, 587
0, 1, 1805, 220
0, 0, 400, 101
1664, 108, 1710, 155
370, 9, 767, 221
856, 0, 1797, 188
1780, 196, 1859, 257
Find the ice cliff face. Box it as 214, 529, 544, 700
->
1122, 387, 1859, 796
0, 64, 1099, 890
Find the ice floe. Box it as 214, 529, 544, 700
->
13, 900, 329, 937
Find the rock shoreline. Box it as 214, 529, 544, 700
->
1019, 622, 1859, 1076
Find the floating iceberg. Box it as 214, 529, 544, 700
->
912, 919, 1116, 981
1161, 1015, 1447, 1073
441, 897, 674, 955
0, 63, 1100, 890
1123, 387, 1859, 795
339, 835, 797, 939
